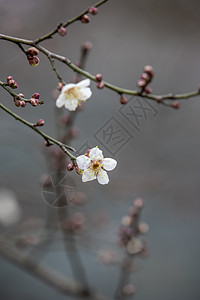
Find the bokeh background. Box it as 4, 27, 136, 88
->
1, 0, 200, 299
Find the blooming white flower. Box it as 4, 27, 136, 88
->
76, 147, 117, 185
56, 79, 92, 111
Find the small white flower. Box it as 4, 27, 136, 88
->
56, 79, 92, 111
76, 146, 117, 185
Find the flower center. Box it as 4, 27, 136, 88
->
65, 87, 79, 99
91, 161, 101, 171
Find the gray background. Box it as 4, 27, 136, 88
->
0, 0, 200, 299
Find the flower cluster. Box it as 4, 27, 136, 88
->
76, 146, 117, 185
26, 47, 40, 66
137, 65, 154, 94
7, 76, 18, 89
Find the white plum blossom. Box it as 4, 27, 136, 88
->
56, 79, 92, 111
76, 146, 117, 185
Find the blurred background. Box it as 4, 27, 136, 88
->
1, 0, 200, 299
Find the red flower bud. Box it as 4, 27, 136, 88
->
30, 98, 39, 106
95, 73, 103, 82
18, 93, 24, 98
27, 47, 39, 56
120, 95, 128, 105
57, 82, 64, 91
67, 163, 74, 171
58, 26, 67, 36
81, 14, 90, 24
137, 79, 146, 88
28, 56, 40, 66
20, 100, 26, 107
82, 41, 93, 52
88, 7, 98, 15
171, 101, 179, 109
144, 87, 152, 94
96, 81, 105, 89
32, 93, 40, 99
8, 80, 18, 89
35, 119, 45, 126
7, 76, 13, 83
144, 65, 154, 77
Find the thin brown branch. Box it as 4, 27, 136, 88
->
0, 235, 111, 300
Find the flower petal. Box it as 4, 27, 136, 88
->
82, 169, 96, 182
76, 155, 90, 170
62, 83, 76, 93
103, 158, 117, 171
64, 99, 79, 111
89, 147, 104, 161
97, 170, 109, 185
78, 87, 92, 101
76, 79, 90, 88
56, 94, 65, 108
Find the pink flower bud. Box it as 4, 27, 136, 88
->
171, 101, 179, 109
67, 163, 74, 171
95, 73, 103, 82
141, 72, 150, 82
9, 80, 18, 89
57, 82, 64, 91
81, 14, 90, 24
14, 98, 21, 107
18, 93, 24, 98
96, 81, 105, 89
20, 100, 26, 107
30, 98, 39, 106
32, 93, 40, 99
137, 79, 146, 88
144, 87, 152, 94
58, 26, 67, 36
7, 76, 13, 83
134, 198, 144, 208
28, 56, 40, 66
82, 41, 93, 51
36, 119, 45, 126
88, 7, 98, 15
27, 47, 39, 56
144, 65, 154, 77
120, 95, 128, 105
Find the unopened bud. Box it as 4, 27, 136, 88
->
18, 93, 24, 98
134, 198, 144, 208
32, 93, 40, 99
171, 101, 179, 109
9, 80, 18, 89
82, 41, 93, 51
27, 47, 39, 56
67, 163, 74, 171
96, 81, 105, 89
30, 98, 39, 106
14, 98, 21, 107
57, 82, 64, 91
141, 72, 150, 82
81, 14, 90, 24
144, 87, 152, 94
28, 56, 40, 66
88, 7, 98, 15
137, 79, 146, 88
120, 95, 128, 105
58, 26, 67, 36
7, 76, 13, 83
20, 100, 26, 107
144, 65, 154, 77
95, 73, 103, 82
36, 119, 45, 126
